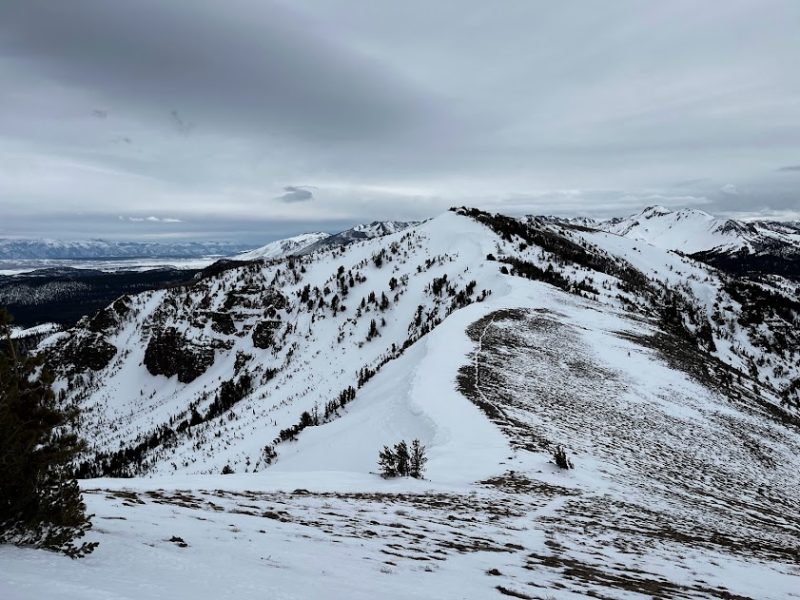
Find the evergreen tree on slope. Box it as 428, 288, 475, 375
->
0, 309, 96, 557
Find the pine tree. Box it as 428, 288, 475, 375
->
409, 439, 427, 479
378, 445, 397, 478
394, 441, 410, 477
299, 410, 314, 428
552, 445, 573, 470
0, 309, 97, 557
367, 319, 379, 340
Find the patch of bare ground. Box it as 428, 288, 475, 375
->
524, 552, 754, 600
453, 307, 800, 596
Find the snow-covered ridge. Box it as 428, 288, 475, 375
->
546, 204, 800, 256
350, 220, 416, 236
44, 207, 799, 479
16, 207, 800, 599
9, 322, 61, 339
603, 205, 755, 253
294, 220, 418, 255
233, 232, 330, 261
232, 221, 417, 262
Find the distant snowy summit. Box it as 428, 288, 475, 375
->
527, 205, 800, 280
598, 205, 800, 255
534, 205, 800, 278
233, 220, 417, 260
297, 220, 417, 255
234, 232, 331, 261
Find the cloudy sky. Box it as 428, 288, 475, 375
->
1, 0, 799, 242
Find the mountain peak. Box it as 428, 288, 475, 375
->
604, 206, 755, 254
639, 204, 673, 218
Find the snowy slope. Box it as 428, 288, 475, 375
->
233, 232, 330, 260
40, 207, 800, 476
6, 207, 799, 599
9, 322, 61, 339
598, 205, 800, 255
295, 220, 417, 255
270, 299, 511, 484
45, 212, 498, 478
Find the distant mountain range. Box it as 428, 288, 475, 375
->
597, 205, 800, 255
0, 238, 252, 260
0, 222, 420, 262
539, 205, 800, 280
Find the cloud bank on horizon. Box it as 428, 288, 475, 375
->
0, 0, 799, 241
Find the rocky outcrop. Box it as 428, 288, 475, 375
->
144, 327, 215, 383
209, 311, 236, 335
61, 333, 117, 371
87, 297, 131, 333
264, 289, 288, 311
252, 320, 282, 349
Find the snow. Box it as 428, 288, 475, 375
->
600, 204, 800, 255
0, 257, 220, 275
272, 300, 511, 485
234, 232, 330, 261
2, 208, 799, 599
603, 205, 747, 253
0, 238, 249, 261
8, 322, 61, 339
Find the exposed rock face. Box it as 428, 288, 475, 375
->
209, 311, 236, 335
264, 290, 288, 311
87, 297, 131, 333
252, 320, 282, 349
144, 327, 215, 383
61, 333, 117, 371
234, 351, 252, 373
87, 308, 116, 333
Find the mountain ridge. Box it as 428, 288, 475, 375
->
41, 207, 799, 477
12, 206, 800, 599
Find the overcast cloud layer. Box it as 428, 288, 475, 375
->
1, 0, 799, 242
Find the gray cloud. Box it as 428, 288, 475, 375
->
0, 0, 436, 143
1, 0, 799, 237
777, 165, 800, 172
275, 186, 314, 203
119, 216, 183, 223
